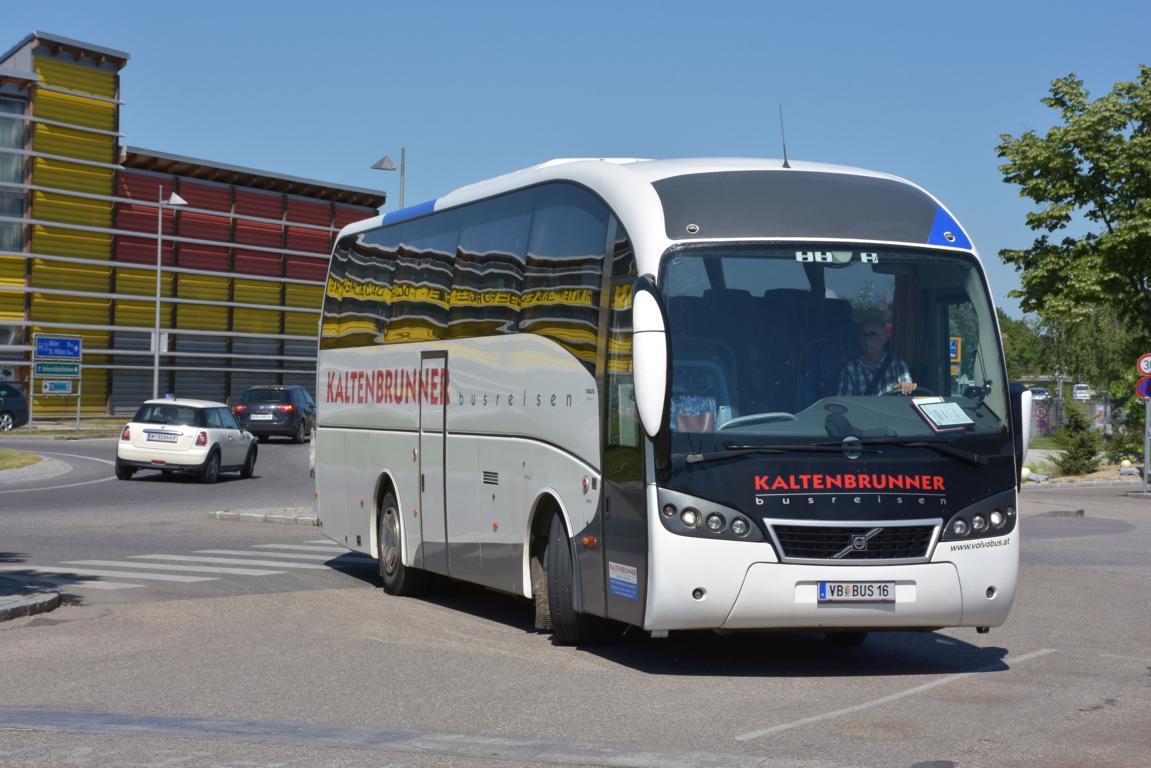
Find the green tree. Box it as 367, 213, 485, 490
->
1054, 403, 1102, 475
996, 308, 1047, 380
996, 66, 1151, 352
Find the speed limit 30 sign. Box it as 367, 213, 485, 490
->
1139, 353, 1151, 376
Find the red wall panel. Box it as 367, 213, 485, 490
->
178, 182, 231, 212
285, 227, 330, 253
178, 211, 230, 242
235, 190, 283, 219
235, 250, 281, 277
115, 235, 172, 266
114, 204, 173, 235
286, 198, 331, 226
117, 171, 170, 203
334, 205, 373, 229
235, 220, 282, 248
285, 255, 329, 281
177, 246, 229, 271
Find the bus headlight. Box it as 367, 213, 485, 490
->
730, 517, 750, 537
971, 514, 988, 532
681, 508, 702, 528
705, 513, 725, 532
951, 519, 970, 537
990, 510, 1005, 528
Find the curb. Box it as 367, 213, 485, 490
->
1022, 479, 1144, 491
0, 590, 61, 622
211, 510, 319, 526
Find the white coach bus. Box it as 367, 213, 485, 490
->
315, 158, 1031, 645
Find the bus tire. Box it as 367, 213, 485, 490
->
378, 490, 427, 596
545, 513, 595, 646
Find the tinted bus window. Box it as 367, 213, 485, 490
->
452, 190, 533, 338
388, 211, 460, 342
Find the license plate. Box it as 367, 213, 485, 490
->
146, 432, 178, 443
818, 581, 895, 603
250, 414, 273, 421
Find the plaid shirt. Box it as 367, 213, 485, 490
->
838, 354, 912, 395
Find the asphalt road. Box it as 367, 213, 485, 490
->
0, 444, 1148, 767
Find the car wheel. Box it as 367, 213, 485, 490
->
377, 490, 428, 595
0, 411, 15, 431
114, 461, 135, 480
240, 446, 257, 479
292, 420, 305, 444
200, 450, 220, 484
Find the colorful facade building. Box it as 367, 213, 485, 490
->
0, 32, 383, 416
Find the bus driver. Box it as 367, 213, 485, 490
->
838, 318, 917, 396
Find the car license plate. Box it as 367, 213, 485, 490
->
818, 581, 895, 603
146, 432, 178, 443
250, 414, 273, 421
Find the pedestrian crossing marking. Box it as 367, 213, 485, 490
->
0, 569, 142, 591
0, 564, 214, 583
65, 560, 286, 577
252, 544, 347, 553
131, 554, 329, 570
197, 549, 374, 563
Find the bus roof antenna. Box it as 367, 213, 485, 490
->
779, 106, 791, 169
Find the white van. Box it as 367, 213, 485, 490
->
1072, 383, 1093, 402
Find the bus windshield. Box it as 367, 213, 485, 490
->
660, 244, 1008, 446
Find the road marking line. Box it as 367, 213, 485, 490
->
734, 647, 1058, 741
303, 539, 334, 545
196, 548, 373, 562
0, 476, 116, 494
251, 544, 347, 552
131, 555, 328, 570
65, 560, 285, 576
39, 451, 116, 466
0, 564, 214, 583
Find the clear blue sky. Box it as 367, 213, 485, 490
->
7, 0, 1149, 317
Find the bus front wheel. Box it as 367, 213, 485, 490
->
378, 490, 427, 596
545, 513, 596, 646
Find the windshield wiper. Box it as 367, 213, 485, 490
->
814, 437, 987, 466
682, 444, 878, 465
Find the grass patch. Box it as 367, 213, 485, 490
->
1029, 435, 1059, 450
0, 448, 41, 471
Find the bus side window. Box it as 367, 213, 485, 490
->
454, 190, 533, 338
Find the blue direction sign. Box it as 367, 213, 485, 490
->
34, 335, 82, 360
1138, 377, 1151, 400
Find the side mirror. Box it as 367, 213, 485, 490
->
1009, 382, 1032, 482
631, 275, 670, 441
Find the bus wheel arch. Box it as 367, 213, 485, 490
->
528, 493, 564, 631
529, 491, 595, 645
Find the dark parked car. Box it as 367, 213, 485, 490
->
232, 385, 315, 443
0, 383, 29, 431
1029, 386, 1051, 403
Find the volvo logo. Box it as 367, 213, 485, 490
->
833, 527, 884, 559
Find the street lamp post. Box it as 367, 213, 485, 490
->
153, 187, 187, 399
370, 147, 405, 208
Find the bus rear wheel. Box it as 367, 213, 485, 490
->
378, 490, 427, 596
545, 513, 596, 646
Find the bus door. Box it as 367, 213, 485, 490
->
419, 351, 449, 575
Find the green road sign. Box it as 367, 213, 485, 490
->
34, 362, 80, 376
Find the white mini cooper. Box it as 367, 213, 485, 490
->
115, 398, 258, 483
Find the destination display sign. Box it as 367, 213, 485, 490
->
34, 362, 80, 377
34, 335, 83, 360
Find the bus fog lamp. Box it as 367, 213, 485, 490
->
681, 508, 702, 528
706, 513, 725, 532
662, 504, 677, 518
951, 519, 970, 537
990, 510, 1005, 528
1006, 506, 1015, 518
971, 514, 988, 532
731, 517, 750, 537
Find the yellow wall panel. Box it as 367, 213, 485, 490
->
114, 299, 162, 328
32, 89, 116, 132
30, 260, 110, 291
31, 157, 114, 196
114, 267, 171, 297
175, 304, 228, 331
30, 294, 111, 326
32, 123, 116, 164
0, 256, 25, 287
234, 308, 282, 334
32, 191, 113, 228
176, 274, 228, 302
34, 57, 117, 98
233, 278, 280, 306
0, 293, 24, 321
31, 225, 112, 259
285, 284, 323, 309
284, 312, 318, 336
